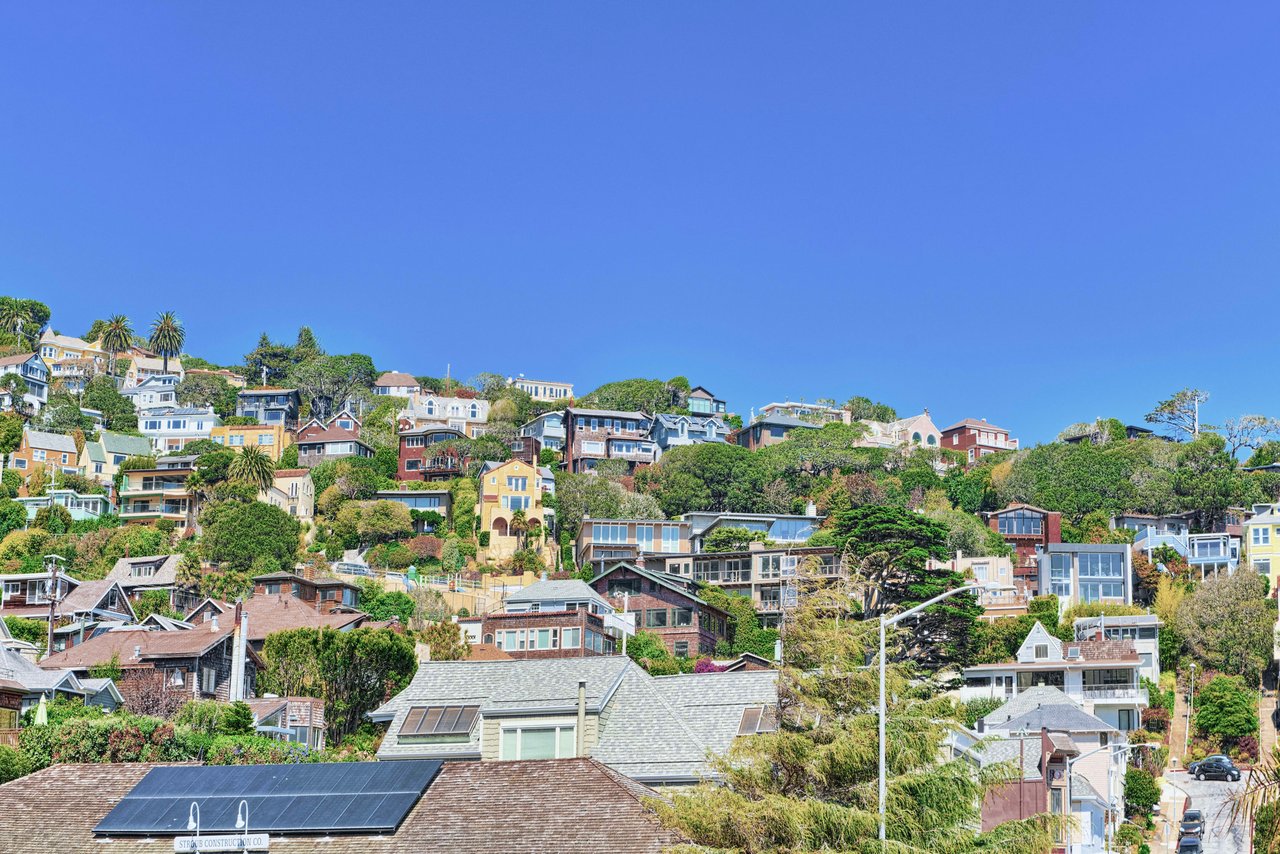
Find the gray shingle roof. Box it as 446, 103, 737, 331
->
989, 704, 1118, 736
503, 579, 601, 605
979, 685, 1075, 728
967, 735, 1044, 781
105, 555, 182, 590
25, 430, 77, 454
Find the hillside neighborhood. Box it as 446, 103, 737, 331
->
0, 295, 1278, 853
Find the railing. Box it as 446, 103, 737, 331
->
0, 729, 19, 748
1081, 685, 1148, 702
121, 483, 189, 494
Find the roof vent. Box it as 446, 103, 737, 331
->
133, 645, 142, 660
211, 615, 219, 632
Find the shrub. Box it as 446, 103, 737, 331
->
961, 697, 1004, 728
1142, 706, 1170, 734
407, 535, 442, 560
1124, 768, 1160, 817
478, 531, 490, 547
1196, 675, 1259, 740
0, 744, 29, 783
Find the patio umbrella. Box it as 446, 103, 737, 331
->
34, 694, 48, 726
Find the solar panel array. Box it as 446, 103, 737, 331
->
402, 704, 480, 736
93, 760, 442, 836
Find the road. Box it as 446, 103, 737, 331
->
1165, 772, 1247, 853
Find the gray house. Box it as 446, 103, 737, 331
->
651, 413, 730, 454
1037, 543, 1134, 609
372, 655, 777, 786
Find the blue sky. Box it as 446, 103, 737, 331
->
3, 4, 1278, 443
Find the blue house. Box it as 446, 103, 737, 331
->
651, 413, 730, 454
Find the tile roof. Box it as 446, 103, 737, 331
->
38, 623, 238, 670
0, 759, 685, 854
237, 593, 366, 641
24, 429, 77, 453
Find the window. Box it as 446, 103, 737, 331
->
1118, 709, 1137, 731
401, 705, 480, 738
636, 525, 654, 553
661, 526, 680, 552
672, 607, 693, 627
1034, 644, 1049, 659
229, 435, 244, 446
1255, 559, 1271, 577
201, 667, 217, 694
1254, 526, 1271, 546
405, 459, 421, 471
499, 725, 576, 760
1049, 553, 1072, 599
646, 609, 668, 628
998, 509, 1043, 536
32, 449, 45, 462
607, 578, 641, 596
258, 435, 274, 445
502, 495, 531, 511
562, 627, 581, 648
738, 706, 779, 735
592, 523, 629, 544
1078, 552, 1125, 602
673, 641, 689, 657
507, 476, 528, 491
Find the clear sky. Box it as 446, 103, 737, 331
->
3, 4, 1278, 442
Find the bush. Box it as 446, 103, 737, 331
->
1124, 768, 1160, 817
1196, 675, 1259, 740
478, 531, 490, 547
407, 535, 442, 560
1142, 707, 1170, 734
0, 744, 29, 783
961, 697, 1004, 728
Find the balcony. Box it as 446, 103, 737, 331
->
1082, 685, 1148, 703
0, 729, 18, 748
120, 482, 190, 497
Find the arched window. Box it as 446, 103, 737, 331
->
425, 400, 435, 415
926, 434, 936, 446
912, 432, 922, 443
483, 633, 494, 645
470, 403, 478, 419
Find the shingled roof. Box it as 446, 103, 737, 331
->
0, 760, 685, 854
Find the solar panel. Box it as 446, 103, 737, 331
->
402, 704, 480, 736
93, 760, 442, 837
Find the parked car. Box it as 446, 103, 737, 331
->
1176, 838, 1202, 853
1178, 809, 1203, 839
1188, 756, 1241, 782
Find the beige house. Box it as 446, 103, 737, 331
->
260, 468, 315, 523
855, 410, 942, 450
477, 459, 554, 562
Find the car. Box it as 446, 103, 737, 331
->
1178, 809, 1203, 839
1190, 756, 1241, 782
1177, 838, 1203, 853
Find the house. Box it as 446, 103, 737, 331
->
187, 592, 366, 653
236, 387, 301, 430
374, 370, 421, 397
477, 459, 555, 562
260, 468, 314, 521
249, 571, 362, 615
294, 410, 373, 467
184, 367, 247, 388
575, 517, 693, 570
374, 489, 451, 532
1244, 502, 1280, 593
38, 329, 106, 371
681, 509, 823, 553
1129, 517, 1239, 580
650, 413, 730, 453
104, 555, 199, 612
0, 759, 688, 854
209, 422, 292, 461
398, 425, 468, 481
400, 393, 490, 438
123, 353, 184, 386
757, 401, 846, 424
9, 429, 78, 480
44, 580, 138, 652
120, 374, 180, 412
646, 545, 847, 627
117, 456, 196, 532
1073, 614, 1162, 682
0, 570, 79, 620
925, 554, 1026, 620
16, 488, 114, 523
39, 616, 260, 703
373, 655, 776, 787
82, 431, 154, 485
854, 410, 942, 450
1038, 543, 1133, 608
588, 562, 730, 658
984, 504, 1063, 591
1063, 423, 1157, 445
0, 645, 122, 717
519, 410, 566, 451
509, 375, 574, 403
959, 621, 1147, 732
563, 408, 656, 473
137, 406, 221, 453
0, 352, 50, 411
687, 386, 727, 416
730, 414, 819, 450
243, 696, 327, 749
941, 418, 1019, 463
464, 579, 635, 659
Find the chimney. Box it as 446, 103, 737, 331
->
576, 679, 588, 757
211, 615, 219, 632
228, 603, 248, 703
805, 500, 817, 517
976, 717, 984, 733
773, 636, 783, 663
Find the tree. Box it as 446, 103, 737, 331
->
200, 499, 301, 574
0, 412, 22, 465
176, 373, 238, 418
1146, 388, 1211, 439
844, 395, 897, 422
32, 504, 73, 534
258, 627, 417, 743
633, 442, 772, 517
243, 333, 293, 385
26, 462, 48, 497
228, 445, 276, 493
293, 326, 323, 363
1196, 674, 1259, 740
147, 312, 185, 375
652, 566, 1062, 853
1176, 571, 1272, 683
702, 526, 769, 553
0, 297, 49, 348
356, 578, 415, 625
118, 669, 185, 718
82, 375, 137, 431
98, 314, 134, 376
356, 500, 414, 544
287, 354, 377, 421
1124, 768, 1161, 818
1219, 415, 1280, 459
420, 621, 469, 661
0, 499, 27, 540
576, 376, 691, 414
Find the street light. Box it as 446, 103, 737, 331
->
1066, 741, 1159, 854
187, 802, 201, 837
877, 580, 1014, 845
235, 798, 250, 845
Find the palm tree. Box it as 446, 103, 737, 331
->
99, 314, 134, 377
229, 445, 276, 493
0, 302, 34, 348
148, 311, 185, 375
510, 509, 529, 551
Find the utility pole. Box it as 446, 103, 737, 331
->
43, 554, 66, 659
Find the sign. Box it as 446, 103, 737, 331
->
173, 833, 270, 852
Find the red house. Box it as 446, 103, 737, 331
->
398, 426, 468, 481
941, 418, 1018, 464
983, 504, 1062, 590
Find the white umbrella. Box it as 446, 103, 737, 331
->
34, 693, 48, 726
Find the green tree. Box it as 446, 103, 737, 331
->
1124, 768, 1161, 817
576, 376, 691, 414
293, 326, 323, 363
844, 394, 897, 422
176, 373, 239, 418
1176, 571, 1273, 683
228, 445, 276, 493
98, 314, 134, 376
357, 500, 414, 544
32, 504, 73, 534
82, 375, 138, 431
1195, 675, 1259, 740
702, 526, 769, 553
201, 499, 300, 573
0, 499, 28, 540
420, 621, 470, 661
258, 626, 417, 742
147, 312, 185, 374
287, 354, 377, 421
633, 442, 772, 517
1146, 388, 1211, 440
221, 700, 256, 736
243, 333, 293, 385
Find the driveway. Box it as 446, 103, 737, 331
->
1166, 772, 1247, 853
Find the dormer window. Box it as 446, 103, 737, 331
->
1033, 644, 1049, 659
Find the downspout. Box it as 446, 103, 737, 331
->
576, 679, 587, 757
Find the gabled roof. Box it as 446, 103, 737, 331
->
375, 371, 419, 388
567, 407, 649, 420
24, 429, 77, 454
0, 352, 39, 368
237, 593, 365, 641
654, 412, 726, 428
105, 554, 182, 590
0, 646, 84, 695
588, 562, 716, 610
96, 431, 155, 458
56, 580, 135, 621
1016, 622, 1064, 662
986, 502, 1053, 517
38, 622, 251, 670
503, 579, 605, 605
942, 418, 1009, 433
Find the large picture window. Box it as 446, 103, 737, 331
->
499, 725, 576, 760
1078, 552, 1125, 602
998, 510, 1043, 536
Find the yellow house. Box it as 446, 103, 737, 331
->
1244, 503, 1280, 592
209, 423, 293, 462
260, 468, 315, 523
477, 459, 554, 562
